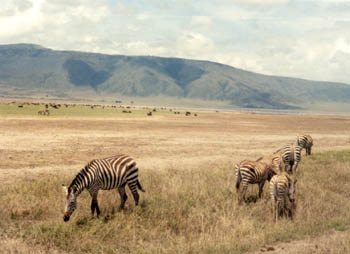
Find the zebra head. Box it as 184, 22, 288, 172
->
62, 184, 77, 222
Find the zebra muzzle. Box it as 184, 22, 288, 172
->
63, 212, 70, 222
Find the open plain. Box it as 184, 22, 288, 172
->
1, 103, 350, 253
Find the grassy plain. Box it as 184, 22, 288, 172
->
1, 102, 350, 253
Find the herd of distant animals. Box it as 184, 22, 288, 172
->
9, 101, 198, 117
61, 130, 313, 223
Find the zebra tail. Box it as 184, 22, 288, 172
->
236, 167, 242, 191
137, 180, 146, 192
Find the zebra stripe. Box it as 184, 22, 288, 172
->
62, 154, 145, 222
235, 160, 276, 204
274, 144, 302, 175
269, 173, 297, 222
297, 134, 313, 156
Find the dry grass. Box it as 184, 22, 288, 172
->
1, 103, 350, 253
1, 151, 350, 253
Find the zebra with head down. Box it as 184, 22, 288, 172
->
235, 160, 276, 204
62, 154, 145, 222
274, 143, 302, 175
270, 172, 297, 222
297, 134, 313, 156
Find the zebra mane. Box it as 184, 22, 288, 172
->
69, 164, 91, 193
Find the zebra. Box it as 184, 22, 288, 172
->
256, 153, 284, 174
297, 134, 313, 156
270, 172, 297, 222
235, 160, 276, 204
62, 154, 145, 222
274, 143, 302, 175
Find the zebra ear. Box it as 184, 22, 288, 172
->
62, 184, 68, 195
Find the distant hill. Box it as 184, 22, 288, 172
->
1, 43, 350, 109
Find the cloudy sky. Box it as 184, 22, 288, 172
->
1, 0, 350, 84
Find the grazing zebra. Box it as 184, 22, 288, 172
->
62, 154, 145, 222
235, 160, 276, 204
297, 134, 313, 156
256, 153, 284, 174
270, 172, 297, 222
274, 144, 302, 175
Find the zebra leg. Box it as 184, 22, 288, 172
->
293, 162, 299, 175
128, 181, 140, 206
277, 200, 282, 221
89, 190, 100, 217
281, 199, 287, 219
290, 202, 296, 220
240, 184, 248, 204
91, 199, 101, 217
289, 206, 294, 220
118, 184, 128, 210
237, 187, 242, 205
258, 181, 265, 199
273, 200, 278, 222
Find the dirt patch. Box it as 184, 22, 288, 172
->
253, 229, 350, 254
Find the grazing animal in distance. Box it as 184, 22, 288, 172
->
38, 109, 50, 115
235, 160, 276, 204
297, 134, 313, 156
62, 154, 145, 222
270, 172, 297, 222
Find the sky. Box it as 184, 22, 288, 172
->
1, 0, 350, 84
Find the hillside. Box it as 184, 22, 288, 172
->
1, 43, 350, 109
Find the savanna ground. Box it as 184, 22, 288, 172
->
0, 102, 350, 253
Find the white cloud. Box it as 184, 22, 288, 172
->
0, 0, 43, 39
0, 0, 33, 16
191, 16, 212, 27
175, 32, 215, 59
230, 0, 288, 4
334, 38, 350, 54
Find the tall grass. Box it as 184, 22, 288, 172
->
1, 150, 350, 253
